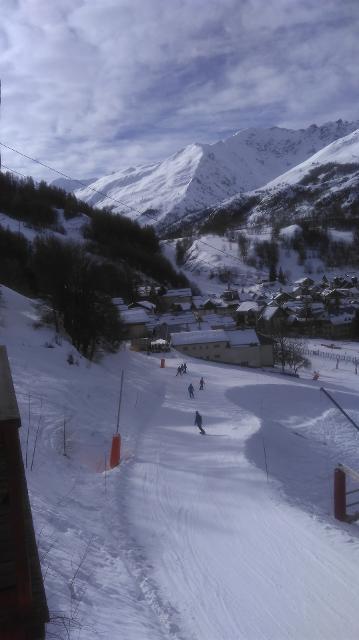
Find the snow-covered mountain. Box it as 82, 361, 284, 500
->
52, 177, 96, 193
73, 120, 359, 228
262, 127, 359, 189
199, 128, 359, 234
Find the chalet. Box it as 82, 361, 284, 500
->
0, 346, 48, 638
129, 300, 157, 314
121, 308, 151, 339
294, 277, 314, 287
257, 305, 288, 334
170, 329, 273, 367
203, 313, 237, 330
152, 312, 197, 339
160, 288, 192, 311
220, 289, 240, 303
235, 301, 260, 326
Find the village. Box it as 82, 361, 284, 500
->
115, 273, 359, 369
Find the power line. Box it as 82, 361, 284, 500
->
1, 142, 357, 279
0, 140, 144, 217
0, 141, 259, 265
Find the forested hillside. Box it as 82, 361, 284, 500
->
0, 171, 189, 357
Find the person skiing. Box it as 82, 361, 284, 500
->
194, 410, 205, 434
188, 383, 195, 399
183, 362, 187, 373
199, 377, 204, 390
176, 365, 182, 376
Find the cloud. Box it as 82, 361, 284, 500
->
0, 0, 358, 181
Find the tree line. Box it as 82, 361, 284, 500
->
0, 171, 189, 357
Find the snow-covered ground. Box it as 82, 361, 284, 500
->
162, 231, 359, 294
74, 120, 359, 228
2, 284, 359, 639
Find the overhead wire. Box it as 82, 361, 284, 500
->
0, 142, 262, 268
1, 141, 357, 278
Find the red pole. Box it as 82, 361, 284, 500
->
160, 358, 165, 368
110, 434, 121, 468
334, 467, 346, 521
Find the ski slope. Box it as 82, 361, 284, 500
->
2, 285, 359, 639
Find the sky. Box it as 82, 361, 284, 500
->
0, 0, 358, 183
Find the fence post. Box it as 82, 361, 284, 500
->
334, 467, 346, 521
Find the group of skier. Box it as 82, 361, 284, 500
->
187, 377, 205, 398
179, 373, 206, 434
176, 362, 187, 376
175, 360, 207, 434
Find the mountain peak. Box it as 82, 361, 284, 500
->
73, 119, 359, 228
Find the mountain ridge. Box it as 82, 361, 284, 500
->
69, 119, 359, 228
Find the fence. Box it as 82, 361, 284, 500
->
303, 347, 358, 365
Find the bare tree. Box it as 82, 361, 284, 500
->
272, 322, 310, 375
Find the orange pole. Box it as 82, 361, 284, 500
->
110, 434, 121, 468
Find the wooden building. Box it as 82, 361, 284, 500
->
0, 346, 48, 639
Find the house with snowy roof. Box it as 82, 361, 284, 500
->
159, 288, 192, 311
257, 305, 288, 334
235, 301, 260, 326
121, 308, 151, 339
170, 329, 273, 367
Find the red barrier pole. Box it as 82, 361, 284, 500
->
334, 467, 346, 521
160, 358, 165, 368
110, 434, 121, 468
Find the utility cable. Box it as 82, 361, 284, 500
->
1, 142, 356, 275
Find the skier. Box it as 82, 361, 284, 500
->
188, 383, 195, 399
183, 362, 187, 374
194, 410, 206, 434
199, 377, 205, 390
176, 365, 182, 376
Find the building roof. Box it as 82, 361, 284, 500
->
226, 329, 259, 346
121, 309, 150, 325
136, 300, 156, 311
236, 301, 259, 313
155, 312, 196, 327
162, 288, 192, 298
261, 306, 281, 321
171, 329, 228, 346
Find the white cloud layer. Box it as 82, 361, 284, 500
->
0, 0, 358, 181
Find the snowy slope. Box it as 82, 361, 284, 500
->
3, 284, 359, 639
74, 120, 359, 227
51, 177, 96, 193
203, 128, 359, 233
264, 128, 359, 188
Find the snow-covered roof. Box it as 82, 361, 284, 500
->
121, 309, 150, 324
136, 300, 156, 310
171, 329, 228, 346
162, 288, 192, 298
226, 330, 259, 346
236, 301, 259, 313
203, 314, 236, 326
156, 312, 195, 326
261, 306, 281, 321
173, 302, 192, 311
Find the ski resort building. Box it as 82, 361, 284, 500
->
170, 329, 273, 367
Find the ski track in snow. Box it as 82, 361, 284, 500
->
3, 285, 359, 638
